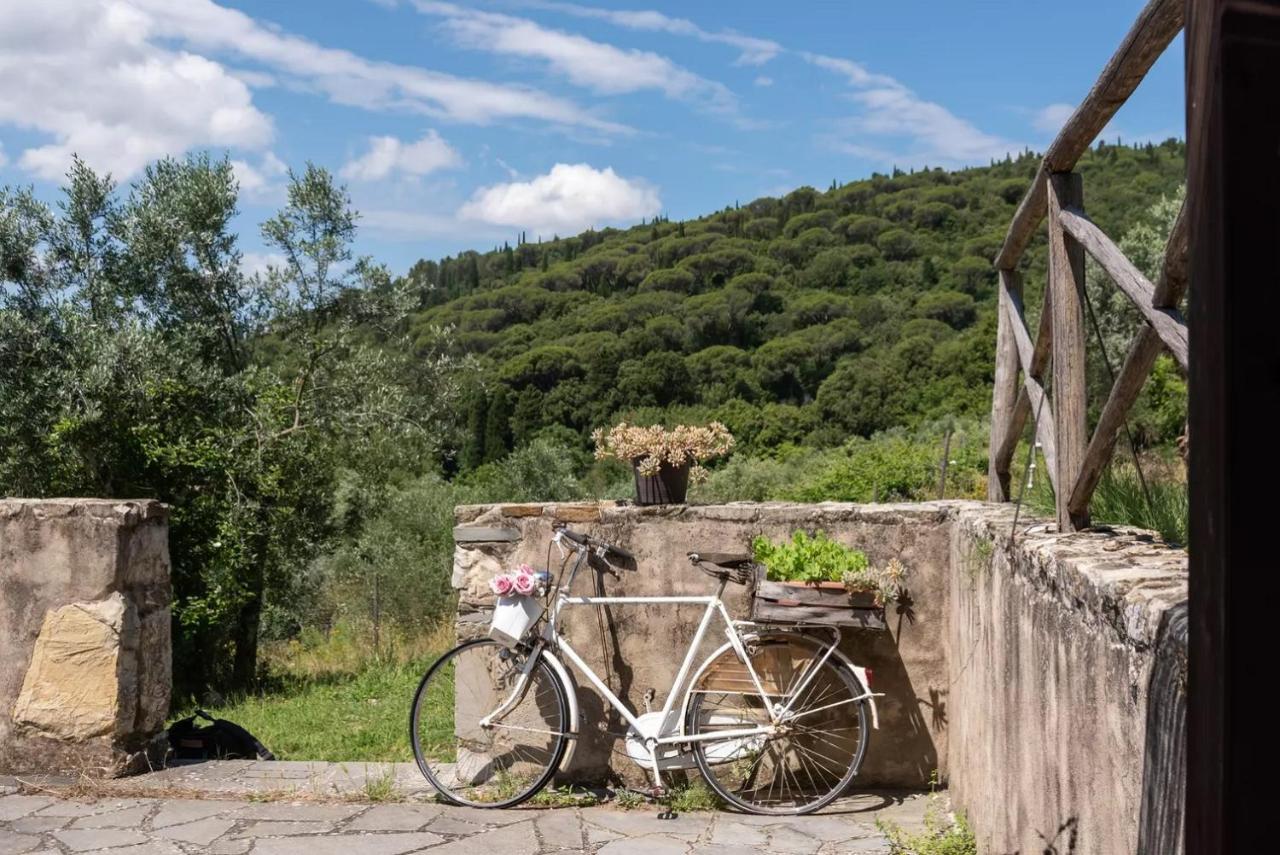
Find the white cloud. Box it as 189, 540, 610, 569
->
241, 251, 287, 277
0, 0, 273, 180
359, 207, 507, 242
804, 52, 1019, 166
232, 151, 287, 195
754, 76, 774, 88
517, 1, 782, 66
459, 163, 660, 236
413, 2, 735, 113
0, 0, 625, 183
340, 131, 461, 182
1033, 103, 1076, 135
0, 143, 7, 170
134, 0, 626, 132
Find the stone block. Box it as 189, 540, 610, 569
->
1, 499, 171, 777
12, 594, 136, 741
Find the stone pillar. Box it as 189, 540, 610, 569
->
1, 499, 172, 776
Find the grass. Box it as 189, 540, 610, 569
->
611, 789, 647, 810
1089, 462, 1188, 546
1021, 447, 1188, 546
361, 765, 405, 802
531, 785, 600, 808
878, 804, 977, 855
660, 779, 723, 812
179, 623, 453, 762
878, 774, 976, 855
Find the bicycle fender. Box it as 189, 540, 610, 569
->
538, 649, 581, 773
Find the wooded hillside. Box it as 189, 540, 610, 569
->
404, 140, 1186, 468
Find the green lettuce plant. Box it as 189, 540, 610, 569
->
751, 531, 910, 606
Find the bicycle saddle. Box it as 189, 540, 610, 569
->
687, 552, 756, 585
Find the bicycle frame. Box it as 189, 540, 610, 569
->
478, 536, 874, 788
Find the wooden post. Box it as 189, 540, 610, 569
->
1185, 1, 1280, 849
1047, 172, 1089, 530
938, 421, 953, 500
987, 270, 1023, 500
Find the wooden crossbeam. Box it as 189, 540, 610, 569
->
1067, 202, 1188, 517
988, 270, 1024, 501
993, 0, 1184, 269
1001, 281, 1058, 492
1058, 206, 1189, 369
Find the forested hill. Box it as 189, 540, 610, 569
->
403, 140, 1186, 469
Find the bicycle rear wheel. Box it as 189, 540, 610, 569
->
687, 633, 869, 815
410, 639, 569, 807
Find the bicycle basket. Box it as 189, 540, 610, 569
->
489, 595, 544, 648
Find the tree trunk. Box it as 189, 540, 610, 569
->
231, 587, 262, 688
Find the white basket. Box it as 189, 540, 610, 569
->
489, 595, 544, 648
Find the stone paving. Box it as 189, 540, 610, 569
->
0, 761, 928, 854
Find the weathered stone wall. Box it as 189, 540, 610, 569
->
947, 504, 1187, 855
1, 499, 172, 776
453, 500, 959, 788
453, 500, 1188, 853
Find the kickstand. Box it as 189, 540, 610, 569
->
642, 784, 676, 820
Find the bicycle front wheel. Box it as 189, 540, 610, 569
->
687, 634, 869, 815
410, 639, 569, 807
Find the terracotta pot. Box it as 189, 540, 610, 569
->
632, 459, 691, 505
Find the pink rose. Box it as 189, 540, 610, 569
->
513, 569, 538, 596
489, 574, 514, 596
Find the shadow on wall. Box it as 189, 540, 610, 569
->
1137, 603, 1188, 855
860, 598, 941, 786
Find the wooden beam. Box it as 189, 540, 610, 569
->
1001, 285, 1059, 491
994, 0, 1184, 269
988, 269, 1024, 501
994, 386, 1031, 490
1066, 201, 1190, 517
1048, 173, 1088, 531
1153, 199, 1188, 307
1058, 207, 1190, 369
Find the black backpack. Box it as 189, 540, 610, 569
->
167, 710, 275, 761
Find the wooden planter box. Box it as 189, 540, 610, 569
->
749, 566, 886, 630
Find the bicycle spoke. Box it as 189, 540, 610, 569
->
690, 635, 869, 815
412, 640, 566, 808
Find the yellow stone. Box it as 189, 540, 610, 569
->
11, 594, 131, 741
548, 504, 604, 523
500, 504, 545, 517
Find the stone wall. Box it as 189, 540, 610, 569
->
1, 499, 172, 776
947, 504, 1187, 855
452, 500, 1188, 854
453, 500, 958, 788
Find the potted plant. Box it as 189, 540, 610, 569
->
592, 421, 734, 505
749, 531, 910, 628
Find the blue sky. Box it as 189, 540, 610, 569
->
0, 1, 1184, 274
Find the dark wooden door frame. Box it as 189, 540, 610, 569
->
1186, 1, 1280, 850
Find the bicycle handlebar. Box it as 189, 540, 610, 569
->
553, 524, 635, 565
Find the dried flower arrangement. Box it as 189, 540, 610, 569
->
591, 421, 734, 484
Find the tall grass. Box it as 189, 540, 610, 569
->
1089, 464, 1188, 546
182, 622, 454, 762
1022, 449, 1187, 546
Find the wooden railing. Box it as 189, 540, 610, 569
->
987, 0, 1189, 531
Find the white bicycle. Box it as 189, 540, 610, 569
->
410, 523, 881, 815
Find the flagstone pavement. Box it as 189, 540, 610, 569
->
0, 762, 930, 854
